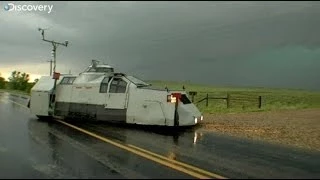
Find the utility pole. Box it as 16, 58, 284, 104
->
47, 59, 53, 76
38, 27, 69, 111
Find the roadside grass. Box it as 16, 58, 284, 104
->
147, 80, 320, 114
2, 80, 320, 114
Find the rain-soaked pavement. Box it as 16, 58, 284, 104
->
0, 91, 320, 179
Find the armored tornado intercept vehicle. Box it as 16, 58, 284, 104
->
29, 60, 203, 126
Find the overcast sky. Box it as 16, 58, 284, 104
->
1, 1, 320, 90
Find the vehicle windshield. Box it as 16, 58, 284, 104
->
86, 67, 114, 73
126, 76, 151, 87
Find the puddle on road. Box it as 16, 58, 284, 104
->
32, 164, 56, 176
0, 93, 9, 101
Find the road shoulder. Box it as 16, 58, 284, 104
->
200, 108, 320, 152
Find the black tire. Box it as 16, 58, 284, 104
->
36, 115, 52, 121
174, 110, 179, 126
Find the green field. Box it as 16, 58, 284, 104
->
2, 80, 320, 114
147, 80, 320, 114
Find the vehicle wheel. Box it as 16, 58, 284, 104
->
174, 110, 179, 126
36, 115, 52, 121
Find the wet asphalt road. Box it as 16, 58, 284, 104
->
0, 92, 320, 179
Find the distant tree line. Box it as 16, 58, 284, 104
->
0, 71, 39, 93
0, 73, 5, 89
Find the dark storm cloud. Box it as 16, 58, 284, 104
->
1, 1, 320, 90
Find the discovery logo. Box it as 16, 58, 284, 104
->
4, 3, 53, 14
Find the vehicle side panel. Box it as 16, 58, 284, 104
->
126, 86, 176, 126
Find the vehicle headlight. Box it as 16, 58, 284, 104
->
200, 115, 203, 121
194, 117, 198, 124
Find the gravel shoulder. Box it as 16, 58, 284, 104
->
199, 108, 320, 152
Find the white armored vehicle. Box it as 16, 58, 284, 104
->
29, 60, 203, 126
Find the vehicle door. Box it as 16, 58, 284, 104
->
105, 76, 129, 109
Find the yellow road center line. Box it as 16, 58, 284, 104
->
127, 144, 227, 179
56, 119, 211, 179
1, 97, 227, 179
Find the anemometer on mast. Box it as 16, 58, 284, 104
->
38, 27, 69, 109
38, 27, 69, 76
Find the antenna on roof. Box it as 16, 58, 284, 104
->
92, 59, 99, 68
38, 27, 69, 109
38, 27, 69, 74
165, 85, 169, 92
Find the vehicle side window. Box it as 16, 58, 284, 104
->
117, 80, 127, 93
180, 94, 192, 104
109, 78, 127, 93
60, 77, 69, 84
68, 77, 76, 84
100, 77, 111, 93
109, 79, 118, 93
60, 77, 76, 85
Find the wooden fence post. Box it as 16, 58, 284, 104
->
258, 96, 262, 109
188, 91, 197, 102
206, 93, 209, 107
227, 93, 230, 108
